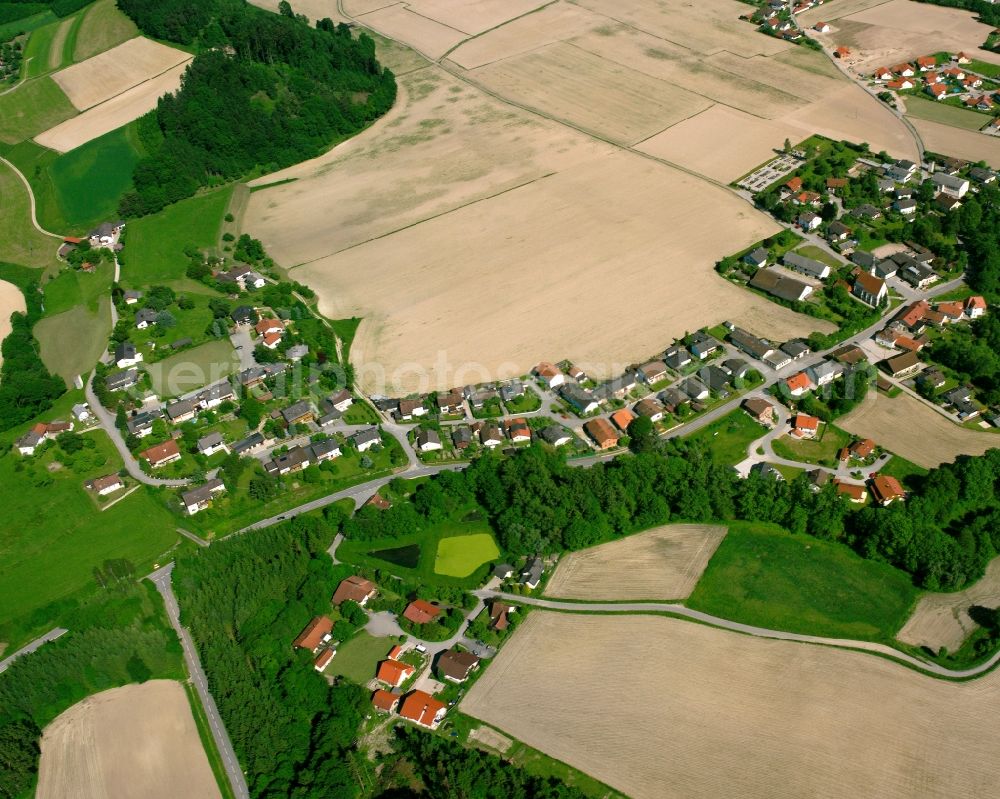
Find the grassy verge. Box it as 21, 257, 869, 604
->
686, 521, 919, 643
904, 95, 989, 132
683, 409, 765, 466
771, 423, 851, 467
326, 630, 393, 685
183, 681, 237, 799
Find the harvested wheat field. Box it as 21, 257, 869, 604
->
839, 392, 998, 468
36, 680, 220, 799
797, 0, 890, 27
35, 62, 189, 152
827, 0, 1000, 74
908, 118, 1000, 169
898, 557, 1000, 653
463, 612, 1000, 799
544, 525, 728, 601
50, 37, 191, 111
402, 0, 547, 36
0, 280, 26, 368
353, 3, 466, 60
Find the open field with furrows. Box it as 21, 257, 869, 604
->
352, 2, 467, 60
839, 392, 998, 468
392, 0, 548, 35
544, 524, 727, 601
50, 37, 191, 111
796, 0, 891, 26
908, 118, 1000, 168
462, 612, 1000, 799
36, 681, 221, 799
0, 279, 26, 367
898, 556, 1000, 652
820, 0, 1000, 74
35, 62, 189, 153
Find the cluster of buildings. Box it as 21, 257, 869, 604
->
870, 53, 998, 112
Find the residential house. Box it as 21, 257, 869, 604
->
827, 221, 852, 242
333, 576, 377, 607
521, 557, 544, 589
798, 211, 822, 231
891, 62, 915, 77
763, 351, 792, 370
398, 690, 447, 729
898, 261, 938, 289
199, 382, 235, 409
567, 365, 587, 382
743, 247, 769, 268
478, 424, 504, 448
894, 198, 918, 216
785, 372, 813, 397
638, 360, 668, 384
114, 342, 142, 368
533, 362, 565, 389
377, 660, 415, 688
969, 167, 996, 185
105, 368, 139, 392
700, 365, 731, 396
659, 387, 689, 414
849, 438, 876, 460
493, 564, 514, 580
851, 204, 882, 221
505, 418, 531, 443
584, 418, 619, 449
832, 344, 866, 365
634, 398, 664, 422
314, 650, 336, 672
87, 220, 124, 247
126, 410, 161, 438
814, 21, 831, 33
593, 372, 638, 402
680, 377, 709, 401
166, 398, 199, 424
966, 296, 987, 318
835, 480, 869, 503
926, 83, 948, 99
309, 439, 341, 463
437, 649, 480, 683
851, 250, 876, 271
123, 289, 142, 305
500, 380, 525, 403
743, 397, 774, 425
416, 428, 443, 452
750, 462, 784, 481
688, 331, 720, 360
293, 616, 333, 653
230, 306, 258, 326
935, 194, 962, 213
140, 440, 181, 468
88, 474, 125, 496
72, 403, 91, 422
403, 599, 441, 624
807, 361, 844, 386
490, 600, 515, 630
180, 479, 226, 515
134, 308, 158, 329
664, 345, 692, 370
436, 392, 464, 415
540, 426, 572, 447
610, 408, 636, 432
364, 493, 392, 511
780, 340, 811, 360
451, 426, 473, 450
723, 358, 750, 379
729, 328, 774, 361
931, 172, 969, 198
870, 474, 906, 506
807, 469, 830, 492
834, 46, 851, 59
894, 300, 930, 332
15, 427, 46, 456
371, 690, 400, 715
916, 55, 936, 70
265, 446, 311, 476
791, 413, 820, 439
852, 271, 887, 307
784, 252, 831, 280
281, 401, 314, 426
396, 398, 426, 421
560, 384, 600, 415
826, 178, 848, 194
749, 268, 813, 302
351, 427, 382, 452
232, 432, 266, 456
884, 350, 924, 379
785, 176, 803, 193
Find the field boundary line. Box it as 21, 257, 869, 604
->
69, 53, 193, 112
437, 0, 560, 62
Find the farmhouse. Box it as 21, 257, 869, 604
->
88, 474, 125, 496
332, 576, 377, 606
437, 649, 480, 683
398, 691, 446, 729
749, 268, 813, 302
180, 479, 226, 516
377, 660, 415, 688
870, 474, 906, 506
584, 418, 619, 450
16, 428, 45, 456
293, 616, 333, 653
141, 440, 181, 468
88, 220, 124, 247
403, 599, 441, 624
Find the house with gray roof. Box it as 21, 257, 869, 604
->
105, 368, 139, 392
197, 432, 228, 456
783, 252, 832, 280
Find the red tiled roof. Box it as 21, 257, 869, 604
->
377, 659, 415, 686
403, 599, 441, 624
785, 372, 812, 393
849, 438, 875, 458
792, 414, 819, 431
870, 474, 905, 504
834, 480, 867, 502
610, 409, 636, 432
387, 645, 403, 660
966, 296, 987, 310
786, 176, 803, 192
398, 690, 446, 727
293, 616, 333, 650
332, 575, 376, 605
314, 649, 335, 670
140, 439, 180, 465
372, 689, 398, 713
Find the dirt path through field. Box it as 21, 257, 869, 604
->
0, 279, 26, 368
36, 680, 221, 799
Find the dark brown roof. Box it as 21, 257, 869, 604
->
437, 649, 480, 681
332, 575, 376, 605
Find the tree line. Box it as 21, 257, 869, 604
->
116, 0, 396, 216
913, 0, 1000, 28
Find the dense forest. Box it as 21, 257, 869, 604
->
0, 265, 65, 432
116, 0, 396, 216
957, 185, 1000, 298
342, 436, 1000, 592
0, 0, 93, 26
172, 517, 366, 799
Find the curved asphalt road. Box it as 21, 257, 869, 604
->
476, 590, 1000, 679
0, 627, 68, 673
149, 563, 250, 799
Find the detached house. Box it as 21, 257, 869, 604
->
870, 474, 906, 506
332, 576, 377, 607
584, 418, 619, 450
114, 342, 142, 368
533, 362, 565, 389
437, 649, 480, 684
181, 479, 226, 515
398, 690, 447, 729
791, 413, 820, 439
134, 308, 158, 329
293, 616, 333, 653
141, 440, 182, 468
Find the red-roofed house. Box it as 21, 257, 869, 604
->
834, 480, 868, 503
791, 414, 820, 439
387, 645, 404, 661
916, 55, 936, 70
966, 296, 987, 318
834, 46, 850, 59
785, 176, 803, 193
887, 78, 914, 90
926, 83, 947, 99
293, 616, 333, 653
849, 438, 875, 459
398, 690, 447, 729
372, 689, 399, 714
332, 575, 377, 606
892, 62, 915, 77
140, 439, 181, 468
403, 599, 441, 624
262, 331, 282, 350
870, 474, 906, 506
314, 649, 335, 672
895, 300, 930, 331
377, 659, 415, 688
924, 71, 941, 84
255, 317, 283, 336
610, 408, 636, 432
785, 372, 813, 397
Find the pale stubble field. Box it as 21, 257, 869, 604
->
463, 612, 1000, 799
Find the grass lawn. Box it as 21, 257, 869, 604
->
684, 409, 765, 466
34, 298, 112, 381
130, 292, 219, 355
0, 10, 56, 40
0, 158, 60, 271
144, 338, 239, 397
0, 76, 76, 144
0, 429, 182, 648
686, 521, 919, 642
342, 401, 379, 425
771, 423, 851, 467
72, 0, 139, 61
326, 631, 392, 685
904, 95, 988, 132
42, 260, 114, 315
794, 245, 843, 270
123, 186, 233, 286
879, 454, 929, 489
968, 59, 1000, 79
503, 387, 542, 414
434, 533, 500, 578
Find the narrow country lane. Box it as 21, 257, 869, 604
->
0, 155, 65, 240
0, 628, 68, 673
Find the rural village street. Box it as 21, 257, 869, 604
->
148, 563, 250, 799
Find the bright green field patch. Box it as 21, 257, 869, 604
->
326, 631, 392, 685
73, 0, 138, 62
0, 9, 56, 40
0, 76, 76, 144
434, 533, 500, 577
123, 186, 233, 286
0, 427, 180, 645
0, 157, 60, 270
686, 521, 918, 642
42, 259, 114, 315
144, 338, 239, 397
905, 95, 991, 133
22, 15, 61, 78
